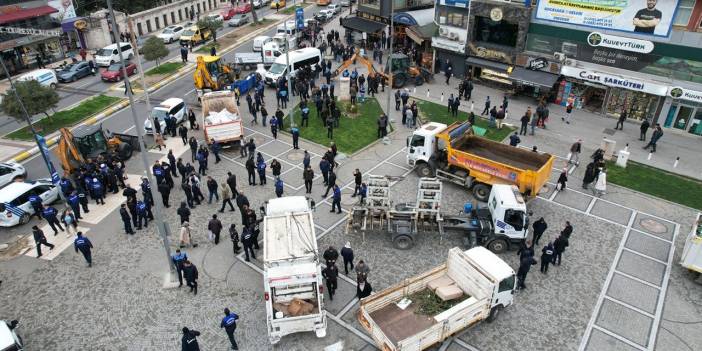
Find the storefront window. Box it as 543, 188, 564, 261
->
605, 90, 658, 120
359, 0, 379, 8
436, 7, 466, 28
474, 16, 518, 47
664, 102, 702, 135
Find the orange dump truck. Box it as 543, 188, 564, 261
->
406, 121, 554, 201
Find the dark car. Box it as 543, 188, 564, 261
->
56, 61, 91, 82
100, 62, 137, 82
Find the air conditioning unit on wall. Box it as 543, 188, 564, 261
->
553, 52, 566, 62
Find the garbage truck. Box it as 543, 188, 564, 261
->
407, 122, 554, 201
263, 196, 327, 344
201, 91, 244, 147
358, 246, 516, 351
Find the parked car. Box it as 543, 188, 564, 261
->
314, 10, 333, 22
0, 162, 26, 189
207, 13, 224, 22
327, 3, 341, 14
56, 61, 91, 82
340, 0, 350, 6
228, 13, 251, 27
234, 3, 252, 14
0, 179, 60, 226
94, 42, 134, 66
270, 0, 286, 9
220, 7, 237, 20
144, 98, 186, 135
18, 69, 58, 89
253, 0, 270, 8
157, 25, 185, 43
100, 62, 137, 82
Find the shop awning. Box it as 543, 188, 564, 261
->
465, 56, 510, 72
393, 8, 435, 26
0, 6, 58, 25
406, 22, 436, 45
340, 16, 386, 34
509, 67, 560, 88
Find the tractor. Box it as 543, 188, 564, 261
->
386, 53, 434, 89
193, 55, 237, 99
56, 124, 140, 173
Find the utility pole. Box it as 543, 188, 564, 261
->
107, 0, 176, 279
284, 18, 294, 127
385, 0, 395, 122
126, 16, 158, 147
0, 58, 65, 201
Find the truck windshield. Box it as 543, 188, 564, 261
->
409, 135, 425, 147
504, 209, 525, 231
268, 63, 286, 75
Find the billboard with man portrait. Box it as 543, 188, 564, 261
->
535, 0, 680, 37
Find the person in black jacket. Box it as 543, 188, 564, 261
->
561, 221, 573, 239
322, 171, 336, 198
236, 192, 250, 224
322, 264, 339, 300
540, 241, 555, 273
246, 157, 256, 185
351, 168, 362, 197
181, 327, 201, 351
119, 204, 135, 234
158, 181, 171, 208
177, 202, 191, 225
340, 242, 354, 275
516, 254, 537, 290
323, 246, 339, 266
32, 226, 54, 257
553, 235, 569, 266
532, 217, 548, 247
183, 260, 198, 294
357, 277, 372, 299
208, 214, 223, 245
517, 240, 534, 260
226, 172, 237, 196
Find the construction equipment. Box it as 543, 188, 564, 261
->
333, 48, 388, 82
385, 53, 434, 89
193, 55, 236, 99
56, 124, 140, 174
407, 121, 555, 202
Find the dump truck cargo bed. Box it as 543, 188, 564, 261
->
453, 137, 549, 171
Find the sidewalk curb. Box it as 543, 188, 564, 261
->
7, 14, 293, 164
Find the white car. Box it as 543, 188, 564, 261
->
0, 162, 26, 188
253, 0, 270, 8
207, 14, 224, 22
0, 320, 22, 351
0, 179, 59, 227
157, 25, 185, 43
327, 3, 341, 14
228, 13, 250, 27
144, 98, 187, 134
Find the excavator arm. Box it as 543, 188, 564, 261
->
193, 55, 218, 90
332, 48, 389, 81
56, 128, 85, 174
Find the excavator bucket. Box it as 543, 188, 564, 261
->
56, 127, 85, 174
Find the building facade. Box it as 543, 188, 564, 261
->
526, 0, 702, 136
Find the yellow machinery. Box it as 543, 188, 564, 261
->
333, 49, 433, 89
56, 124, 139, 173
333, 48, 387, 81
193, 55, 235, 98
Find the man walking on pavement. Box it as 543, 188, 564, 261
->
208, 214, 223, 245
303, 166, 314, 194
181, 327, 201, 351
540, 241, 554, 273
482, 96, 491, 116
183, 260, 198, 294
220, 184, 235, 212
341, 242, 354, 275
42, 204, 65, 235
351, 168, 362, 197
172, 249, 188, 287
331, 184, 342, 214
643, 124, 663, 152
561, 221, 573, 239
229, 224, 241, 255
120, 204, 135, 234
615, 110, 627, 130
220, 308, 240, 350
322, 263, 339, 301
568, 139, 582, 165
74, 232, 93, 267
242, 225, 256, 262
640, 119, 651, 141
532, 217, 548, 247
516, 253, 537, 290
520, 110, 530, 136
32, 226, 54, 257
323, 170, 336, 197
553, 235, 569, 266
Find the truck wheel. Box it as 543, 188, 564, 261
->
415, 75, 424, 86
118, 142, 133, 160
392, 234, 414, 250
415, 163, 434, 177
472, 183, 491, 202
393, 73, 407, 89
487, 238, 508, 254
487, 305, 503, 323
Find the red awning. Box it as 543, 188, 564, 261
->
0, 6, 58, 25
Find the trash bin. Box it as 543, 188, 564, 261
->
601, 138, 616, 161
616, 150, 630, 168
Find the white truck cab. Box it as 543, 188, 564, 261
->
407, 122, 446, 167
263, 196, 327, 344
465, 184, 530, 253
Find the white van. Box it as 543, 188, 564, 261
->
94, 42, 134, 67
276, 20, 297, 35
253, 35, 272, 52
264, 47, 322, 86
18, 69, 58, 89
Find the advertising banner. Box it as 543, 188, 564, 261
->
296, 7, 304, 30
35, 134, 60, 185
535, 0, 680, 37
48, 0, 77, 22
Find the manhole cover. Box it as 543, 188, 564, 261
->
286, 150, 304, 161
640, 218, 667, 234
603, 128, 616, 135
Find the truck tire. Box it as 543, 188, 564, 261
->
415, 163, 434, 177
487, 238, 508, 254
472, 183, 491, 202
487, 305, 503, 323
393, 73, 407, 89
118, 142, 133, 160
392, 234, 414, 250
19, 213, 30, 225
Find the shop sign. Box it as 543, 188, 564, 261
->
468, 43, 512, 64
74, 19, 87, 30
432, 37, 466, 54
490, 8, 503, 22
561, 66, 668, 96
668, 86, 702, 103
535, 0, 679, 37
439, 0, 469, 8
587, 32, 654, 54
527, 58, 549, 71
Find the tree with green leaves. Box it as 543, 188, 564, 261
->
142, 36, 169, 66
1, 80, 59, 122
197, 17, 224, 43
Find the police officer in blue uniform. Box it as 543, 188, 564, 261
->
28, 194, 43, 219
77, 187, 90, 213
274, 177, 284, 198
331, 185, 342, 214
74, 232, 93, 267
59, 177, 74, 197
90, 178, 105, 205
220, 308, 239, 350
42, 204, 64, 235
68, 191, 82, 219
119, 204, 134, 234
135, 200, 148, 230
172, 249, 188, 287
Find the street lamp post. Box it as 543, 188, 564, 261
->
107, 0, 176, 279
126, 16, 159, 147
385, 0, 395, 122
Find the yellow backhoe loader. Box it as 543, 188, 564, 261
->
55, 124, 140, 174
193, 55, 236, 100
